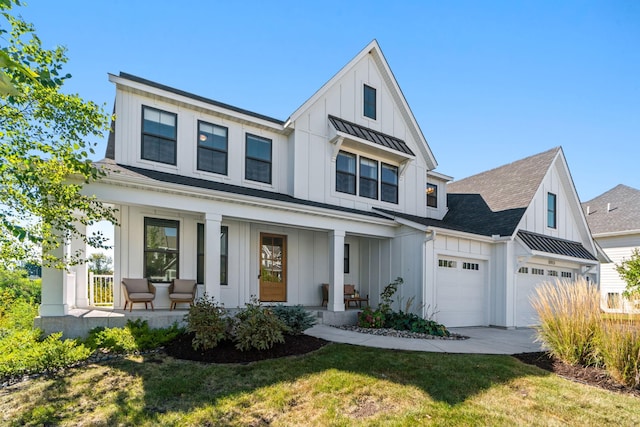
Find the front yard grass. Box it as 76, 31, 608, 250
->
2, 343, 638, 426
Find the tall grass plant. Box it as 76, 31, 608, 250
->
596, 315, 640, 388
531, 278, 601, 366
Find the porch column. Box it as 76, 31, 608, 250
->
71, 222, 88, 308
40, 241, 68, 316
329, 229, 346, 312
204, 212, 222, 301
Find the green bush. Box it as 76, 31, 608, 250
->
596, 317, 640, 388
272, 304, 316, 334
0, 267, 41, 305
384, 311, 450, 337
86, 319, 183, 353
233, 298, 287, 351
185, 293, 229, 351
531, 278, 601, 366
357, 306, 385, 328
0, 329, 90, 378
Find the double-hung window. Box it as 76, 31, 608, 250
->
359, 157, 378, 199
363, 84, 376, 120
427, 183, 438, 208
144, 218, 179, 282
547, 192, 557, 229
197, 121, 228, 175
381, 163, 398, 204
142, 106, 177, 165
336, 151, 356, 194
245, 134, 272, 184
196, 224, 229, 285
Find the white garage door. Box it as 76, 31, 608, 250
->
516, 266, 575, 327
436, 257, 486, 327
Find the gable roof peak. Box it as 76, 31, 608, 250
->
582, 184, 640, 235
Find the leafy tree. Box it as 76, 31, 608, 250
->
617, 248, 640, 300
88, 253, 113, 275
0, 0, 117, 268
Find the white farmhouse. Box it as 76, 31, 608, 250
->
583, 185, 640, 312
37, 40, 603, 336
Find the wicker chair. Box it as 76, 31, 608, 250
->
121, 278, 156, 312
168, 279, 198, 310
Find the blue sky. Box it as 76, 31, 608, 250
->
18, 0, 640, 202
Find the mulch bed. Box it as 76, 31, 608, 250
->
164, 332, 329, 364
513, 352, 640, 397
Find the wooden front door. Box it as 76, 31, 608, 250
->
259, 233, 287, 302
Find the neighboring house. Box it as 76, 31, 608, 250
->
38, 40, 601, 334
583, 185, 640, 312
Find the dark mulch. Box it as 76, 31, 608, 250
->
513, 352, 640, 397
164, 332, 329, 364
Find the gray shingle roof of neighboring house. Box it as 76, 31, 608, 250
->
97, 161, 388, 221
582, 184, 640, 235
517, 230, 598, 261
444, 147, 561, 236
328, 115, 415, 156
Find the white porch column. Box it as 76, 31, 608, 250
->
71, 222, 88, 308
40, 242, 68, 316
204, 212, 222, 301
329, 229, 346, 312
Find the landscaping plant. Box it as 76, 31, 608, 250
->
86, 319, 183, 353
233, 298, 288, 351
531, 278, 601, 366
596, 315, 640, 388
185, 293, 229, 350
272, 304, 316, 334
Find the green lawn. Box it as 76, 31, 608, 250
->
2, 343, 638, 426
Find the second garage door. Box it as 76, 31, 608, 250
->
436, 257, 487, 327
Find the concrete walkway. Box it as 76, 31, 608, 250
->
305, 324, 544, 355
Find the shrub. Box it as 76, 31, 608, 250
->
185, 293, 228, 351
0, 330, 90, 378
233, 298, 287, 351
357, 306, 385, 328
379, 277, 403, 315
384, 311, 450, 337
0, 267, 41, 304
531, 278, 601, 366
85, 320, 183, 353
272, 304, 316, 335
596, 316, 640, 388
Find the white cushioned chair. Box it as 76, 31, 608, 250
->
121, 278, 156, 312
168, 279, 198, 310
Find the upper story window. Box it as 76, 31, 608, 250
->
197, 121, 228, 175
547, 192, 557, 229
245, 133, 272, 184
142, 106, 177, 165
144, 217, 179, 282
426, 183, 438, 208
363, 84, 376, 120
336, 151, 356, 195
359, 157, 378, 200
381, 163, 398, 204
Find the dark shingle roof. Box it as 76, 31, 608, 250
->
443, 147, 561, 236
328, 115, 415, 156
582, 184, 640, 235
517, 230, 597, 261
116, 72, 285, 125
102, 162, 388, 221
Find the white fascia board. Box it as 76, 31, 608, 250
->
529, 250, 599, 266
427, 170, 454, 182
593, 229, 640, 238
427, 226, 496, 243
89, 177, 397, 237
109, 74, 287, 134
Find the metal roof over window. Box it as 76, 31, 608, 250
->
328, 115, 415, 156
517, 230, 597, 261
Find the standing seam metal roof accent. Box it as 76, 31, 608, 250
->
328, 115, 415, 156
517, 230, 597, 261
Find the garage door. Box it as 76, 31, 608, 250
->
516, 266, 575, 327
436, 257, 486, 327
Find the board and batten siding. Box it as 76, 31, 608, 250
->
113, 87, 290, 195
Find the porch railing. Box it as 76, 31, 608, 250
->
88, 273, 114, 307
